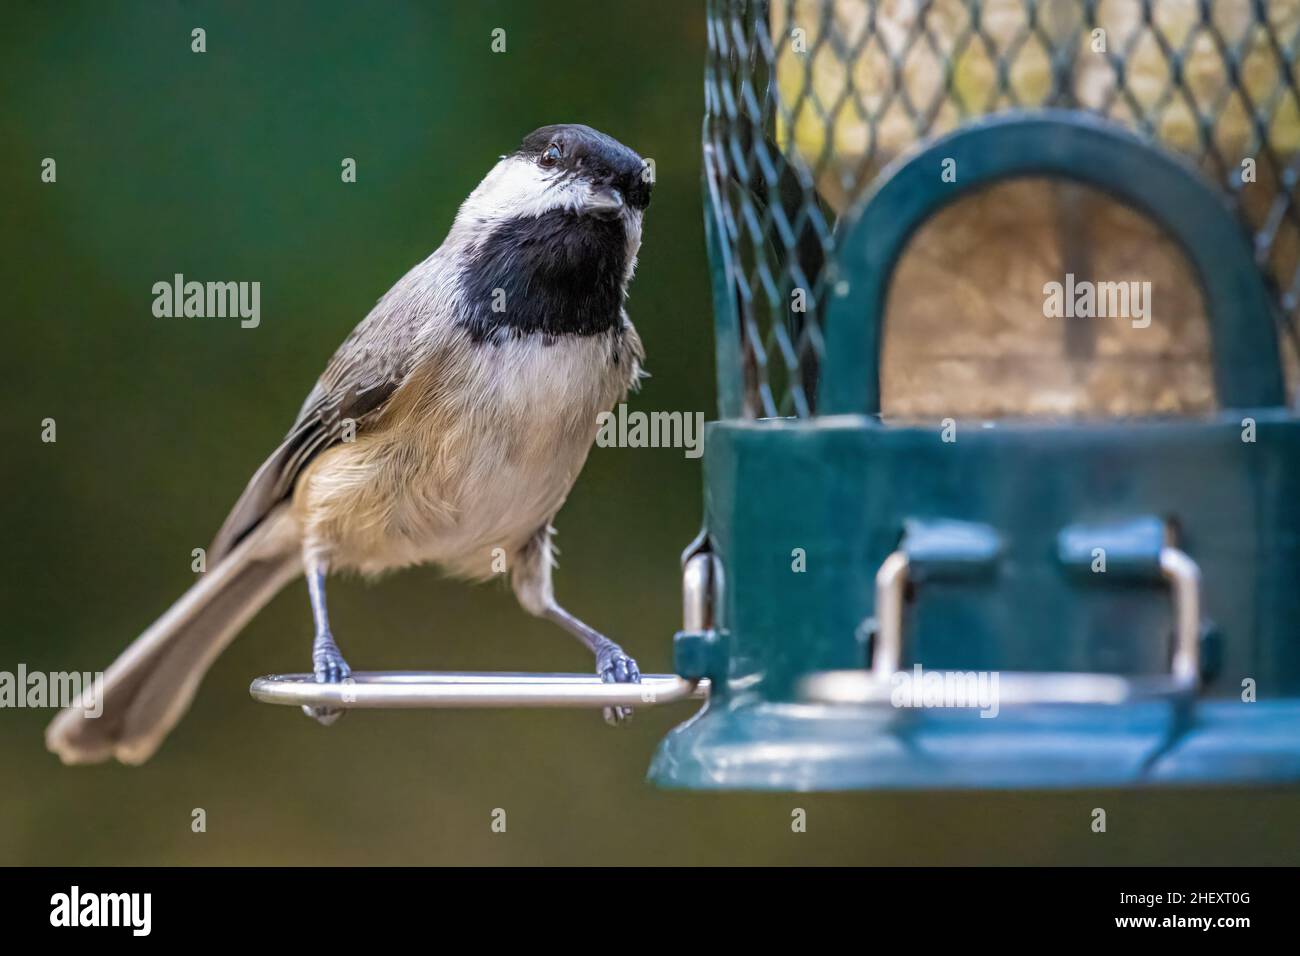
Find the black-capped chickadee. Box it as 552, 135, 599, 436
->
47, 124, 653, 764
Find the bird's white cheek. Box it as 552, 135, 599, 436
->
460, 157, 587, 226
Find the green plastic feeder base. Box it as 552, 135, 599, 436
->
644, 412, 1300, 790
648, 700, 1300, 790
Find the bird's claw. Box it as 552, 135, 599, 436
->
597, 648, 641, 726
303, 636, 351, 726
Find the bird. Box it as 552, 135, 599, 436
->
46, 123, 654, 765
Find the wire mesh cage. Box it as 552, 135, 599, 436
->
705, 0, 1300, 419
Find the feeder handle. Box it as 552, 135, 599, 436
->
800, 544, 1200, 707
817, 111, 1286, 416
872, 545, 1199, 690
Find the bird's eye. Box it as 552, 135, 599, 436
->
539, 144, 562, 168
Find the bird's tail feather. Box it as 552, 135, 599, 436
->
45, 508, 302, 766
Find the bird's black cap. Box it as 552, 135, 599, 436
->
516, 124, 652, 210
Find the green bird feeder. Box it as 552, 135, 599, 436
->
646, 0, 1300, 789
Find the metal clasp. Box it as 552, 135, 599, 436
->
802, 530, 1202, 706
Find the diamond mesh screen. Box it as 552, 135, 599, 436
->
704, 0, 1300, 419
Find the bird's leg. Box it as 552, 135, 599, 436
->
303, 559, 350, 726
511, 527, 640, 725
544, 605, 641, 724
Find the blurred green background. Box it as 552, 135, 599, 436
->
2, 0, 1297, 865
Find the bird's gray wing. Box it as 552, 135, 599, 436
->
207, 305, 420, 564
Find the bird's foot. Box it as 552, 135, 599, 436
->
596, 645, 641, 727
303, 633, 351, 726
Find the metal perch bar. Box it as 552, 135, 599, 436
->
250, 672, 708, 710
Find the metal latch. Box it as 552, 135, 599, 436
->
800, 517, 1201, 706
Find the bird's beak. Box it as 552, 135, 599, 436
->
584, 184, 625, 220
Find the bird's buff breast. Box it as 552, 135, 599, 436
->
293, 328, 640, 578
